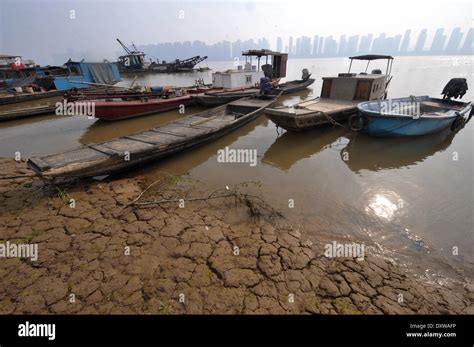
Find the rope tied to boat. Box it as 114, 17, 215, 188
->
321, 112, 346, 128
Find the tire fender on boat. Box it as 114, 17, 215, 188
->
451, 113, 466, 132
348, 113, 367, 132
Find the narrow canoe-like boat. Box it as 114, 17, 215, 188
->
194, 79, 315, 107
0, 90, 63, 105
27, 93, 280, 179
88, 95, 195, 121
352, 96, 472, 137
0, 105, 56, 122
64, 84, 220, 102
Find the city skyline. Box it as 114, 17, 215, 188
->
128, 27, 473, 64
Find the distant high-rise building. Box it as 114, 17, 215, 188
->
318, 36, 324, 55
288, 36, 293, 56
371, 33, 387, 53
300, 36, 312, 57
312, 35, 319, 56
392, 34, 402, 54
359, 33, 373, 53
323, 36, 338, 56
399, 30, 411, 53
346, 35, 359, 56
338, 35, 347, 56
276, 37, 283, 52
461, 28, 473, 53
414, 29, 427, 53
430, 28, 446, 53
446, 27, 463, 54
295, 37, 301, 57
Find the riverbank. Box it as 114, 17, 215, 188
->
0, 158, 472, 314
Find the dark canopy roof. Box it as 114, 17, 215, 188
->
349, 54, 394, 60
242, 49, 286, 57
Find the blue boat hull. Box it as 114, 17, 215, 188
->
356, 96, 472, 137
363, 114, 456, 137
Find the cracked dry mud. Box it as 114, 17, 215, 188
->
0, 158, 472, 314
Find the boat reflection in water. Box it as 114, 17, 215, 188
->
262, 126, 347, 170
340, 126, 456, 173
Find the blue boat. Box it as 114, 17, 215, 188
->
351, 96, 472, 137
51, 60, 121, 91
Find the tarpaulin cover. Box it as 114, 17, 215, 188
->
87, 63, 118, 84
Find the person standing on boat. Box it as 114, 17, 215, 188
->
260, 77, 273, 95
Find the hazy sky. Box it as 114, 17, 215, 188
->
0, 0, 472, 64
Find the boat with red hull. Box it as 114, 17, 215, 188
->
88, 95, 194, 121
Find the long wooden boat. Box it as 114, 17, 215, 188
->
0, 105, 56, 122
26, 93, 281, 179
194, 78, 315, 107
87, 95, 195, 121
64, 84, 220, 102
353, 96, 472, 137
0, 90, 63, 106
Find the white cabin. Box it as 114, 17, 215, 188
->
212, 49, 288, 89
212, 64, 262, 89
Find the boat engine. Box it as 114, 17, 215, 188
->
302, 69, 311, 81
442, 78, 468, 99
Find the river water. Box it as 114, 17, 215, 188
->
0, 56, 472, 280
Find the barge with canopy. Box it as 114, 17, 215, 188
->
265, 54, 394, 131
193, 49, 314, 106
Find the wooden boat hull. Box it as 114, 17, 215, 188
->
279, 78, 315, 94
0, 90, 63, 105
0, 105, 56, 122
89, 95, 194, 121
357, 96, 472, 137
194, 79, 315, 107
27, 94, 280, 179
265, 98, 359, 131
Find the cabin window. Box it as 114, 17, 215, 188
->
245, 75, 252, 83
69, 66, 82, 76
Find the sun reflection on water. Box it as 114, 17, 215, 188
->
365, 193, 399, 221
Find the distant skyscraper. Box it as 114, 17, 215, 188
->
461, 28, 473, 53
430, 28, 446, 53
359, 34, 373, 53
399, 30, 411, 53
301, 36, 312, 57
414, 29, 428, 53
276, 37, 282, 52
323, 36, 338, 56
446, 27, 463, 54
346, 35, 359, 56
312, 35, 319, 56
295, 37, 301, 57
338, 35, 347, 56
288, 36, 293, 56
392, 34, 402, 54
371, 33, 387, 53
